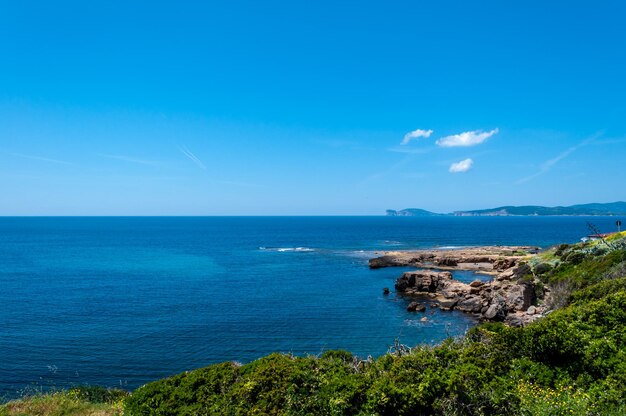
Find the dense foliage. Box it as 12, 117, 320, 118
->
124, 238, 626, 415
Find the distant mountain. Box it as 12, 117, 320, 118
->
455, 202, 626, 216
386, 208, 441, 217
386, 202, 626, 217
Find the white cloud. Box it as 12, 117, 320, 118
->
449, 158, 473, 173
401, 128, 433, 145
436, 128, 499, 147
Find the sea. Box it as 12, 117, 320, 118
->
0, 215, 621, 399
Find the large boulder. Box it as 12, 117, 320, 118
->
439, 298, 458, 310
484, 302, 507, 320
504, 313, 526, 327
512, 263, 532, 279
456, 295, 482, 313
493, 257, 517, 271
395, 271, 452, 293
369, 256, 403, 269
469, 280, 484, 287
505, 283, 535, 311
407, 301, 426, 312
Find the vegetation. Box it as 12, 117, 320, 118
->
0, 387, 127, 416
4, 235, 626, 415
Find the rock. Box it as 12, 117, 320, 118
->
496, 270, 514, 281
440, 290, 457, 299
484, 303, 506, 320
512, 263, 532, 279
368, 246, 537, 273
378, 246, 544, 326
439, 299, 458, 310
493, 257, 517, 271
504, 313, 525, 327
436, 257, 458, 267
369, 255, 410, 269
505, 284, 535, 311
457, 296, 482, 313
407, 301, 426, 312
395, 279, 409, 292
505, 311, 540, 327
395, 271, 452, 293
420, 317, 428, 322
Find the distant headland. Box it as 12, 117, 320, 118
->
386, 201, 626, 217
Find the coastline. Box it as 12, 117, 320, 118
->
370, 245, 546, 326
3, 233, 626, 415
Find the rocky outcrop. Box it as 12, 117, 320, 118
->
369, 246, 538, 274
395, 270, 453, 293
407, 301, 426, 312
505, 283, 534, 311
382, 246, 544, 326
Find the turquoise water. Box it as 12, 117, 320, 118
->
0, 216, 620, 398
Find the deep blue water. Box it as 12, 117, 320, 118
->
0, 216, 621, 398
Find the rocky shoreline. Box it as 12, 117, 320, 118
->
370, 246, 545, 326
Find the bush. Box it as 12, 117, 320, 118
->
533, 262, 553, 276
572, 278, 626, 303
565, 251, 585, 265
554, 244, 570, 258
67, 386, 129, 404
547, 279, 574, 309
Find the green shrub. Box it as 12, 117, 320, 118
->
67, 386, 128, 404
565, 251, 585, 265
554, 244, 570, 258
571, 277, 626, 303
533, 262, 553, 276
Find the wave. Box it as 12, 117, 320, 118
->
381, 240, 404, 246
344, 249, 375, 258
259, 247, 316, 252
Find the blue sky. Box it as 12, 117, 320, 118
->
1, 1, 625, 215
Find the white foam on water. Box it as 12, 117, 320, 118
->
382, 240, 403, 246
259, 247, 316, 252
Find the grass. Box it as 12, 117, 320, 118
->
0, 388, 127, 416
